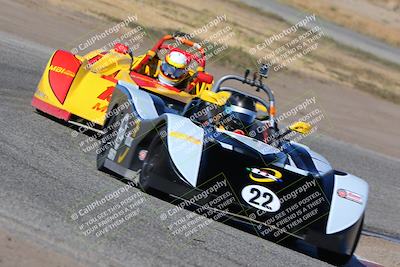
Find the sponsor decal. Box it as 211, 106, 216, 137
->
131, 119, 141, 138
241, 185, 280, 212
97, 86, 114, 102
114, 114, 130, 150
92, 86, 114, 112
124, 120, 140, 147
117, 147, 130, 163
107, 148, 117, 160
49, 65, 76, 78
169, 131, 201, 145
337, 189, 363, 204
247, 167, 283, 183
124, 136, 134, 147
138, 150, 147, 161
48, 50, 81, 104
92, 103, 108, 112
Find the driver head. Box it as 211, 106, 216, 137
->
224, 93, 257, 131
159, 51, 188, 86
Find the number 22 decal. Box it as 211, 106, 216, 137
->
249, 188, 274, 209
241, 185, 280, 212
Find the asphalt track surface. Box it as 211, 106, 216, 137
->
240, 0, 400, 66
0, 30, 399, 266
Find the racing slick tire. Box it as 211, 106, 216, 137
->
96, 106, 121, 172
317, 215, 364, 265
139, 126, 169, 195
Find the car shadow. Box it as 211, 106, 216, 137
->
115, 175, 370, 266
34, 109, 104, 138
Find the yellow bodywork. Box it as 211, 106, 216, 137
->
34, 49, 131, 125
33, 47, 214, 126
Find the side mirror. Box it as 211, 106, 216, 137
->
197, 72, 214, 84
255, 102, 269, 120
289, 121, 312, 135
198, 90, 230, 105
255, 102, 268, 113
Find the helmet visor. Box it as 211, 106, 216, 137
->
161, 62, 187, 79
228, 105, 256, 126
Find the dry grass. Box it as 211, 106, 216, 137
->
46, 0, 400, 103
281, 0, 400, 47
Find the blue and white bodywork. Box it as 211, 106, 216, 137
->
97, 75, 368, 265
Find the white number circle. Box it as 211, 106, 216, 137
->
241, 185, 281, 212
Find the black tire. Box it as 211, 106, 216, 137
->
317, 216, 364, 265
317, 249, 352, 266
96, 107, 120, 172
139, 127, 168, 194
35, 108, 45, 115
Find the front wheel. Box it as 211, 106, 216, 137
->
139, 127, 168, 195
317, 216, 364, 265
317, 249, 352, 266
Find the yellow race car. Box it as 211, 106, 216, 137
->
31, 33, 214, 131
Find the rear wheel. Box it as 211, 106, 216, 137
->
96, 107, 120, 171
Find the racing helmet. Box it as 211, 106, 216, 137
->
158, 51, 188, 86
223, 93, 257, 132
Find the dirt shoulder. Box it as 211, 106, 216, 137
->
84, 0, 400, 104
281, 0, 400, 47
356, 235, 400, 267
